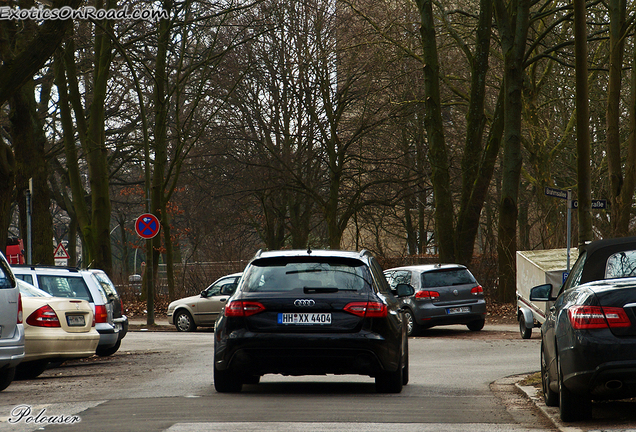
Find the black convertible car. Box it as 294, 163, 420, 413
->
530, 236, 636, 422
213, 249, 412, 393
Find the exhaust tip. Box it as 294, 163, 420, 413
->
605, 380, 623, 390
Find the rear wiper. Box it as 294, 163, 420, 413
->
304, 287, 338, 294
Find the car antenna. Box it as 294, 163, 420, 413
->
307, 245, 312, 255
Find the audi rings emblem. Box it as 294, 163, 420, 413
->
294, 299, 316, 307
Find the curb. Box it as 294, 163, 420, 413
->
514, 376, 583, 432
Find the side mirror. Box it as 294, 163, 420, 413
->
529, 284, 556, 302
200, 290, 209, 298
395, 283, 415, 297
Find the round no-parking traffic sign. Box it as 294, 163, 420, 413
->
135, 213, 161, 239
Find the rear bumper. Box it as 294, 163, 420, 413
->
96, 323, 119, 349
215, 330, 400, 377
413, 300, 487, 327
24, 328, 99, 361
0, 325, 25, 368
559, 329, 636, 399
114, 315, 128, 340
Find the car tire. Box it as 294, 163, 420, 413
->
467, 318, 485, 331
16, 360, 49, 380
96, 338, 121, 357
558, 360, 592, 422
375, 348, 404, 393
214, 364, 242, 393
175, 310, 197, 332
0, 366, 15, 391
541, 344, 558, 407
519, 315, 532, 339
403, 309, 421, 337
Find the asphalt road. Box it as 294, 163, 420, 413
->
1, 322, 630, 432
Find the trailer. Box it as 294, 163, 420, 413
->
516, 248, 578, 339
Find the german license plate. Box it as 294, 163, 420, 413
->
278, 313, 331, 325
447, 307, 470, 315
67, 315, 85, 327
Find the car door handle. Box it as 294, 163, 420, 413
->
220, 298, 228, 302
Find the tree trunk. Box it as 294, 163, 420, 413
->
0, 137, 15, 251
606, 0, 632, 236
10, 82, 54, 265
414, 0, 454, 262
494, 0, 530, 303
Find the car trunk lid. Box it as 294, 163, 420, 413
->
588, 280, 636, 336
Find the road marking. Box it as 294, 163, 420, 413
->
165, 422, 544, 431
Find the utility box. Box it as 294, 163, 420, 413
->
516, 248, 578, 339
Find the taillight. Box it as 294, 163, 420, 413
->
17, 293, 23, 324
94, 305, 108, 323
224, 301, 266, 317
568, 306, 631, 329
26, 305, 61, 327
344, 301, 388, 318
415, 290, 440, 300
471, 285, 484, 296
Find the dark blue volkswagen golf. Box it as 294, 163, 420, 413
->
213, 249, 412, 393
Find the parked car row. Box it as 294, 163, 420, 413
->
12, 265, 128, 358
0, 253, 128, 392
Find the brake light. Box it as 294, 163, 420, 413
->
94, 304, 108, 324
415, 290, 440, 300
17, 293, 23, 324
224, 301, 266, 317
471, 285, 484, 296
26, 305, 61, 327
568, 306, 631, 329
344, 302, 388, 318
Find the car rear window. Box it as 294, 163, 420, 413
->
92, 271, 120, 299
606, 250, 636, 279
15, 274, 33, 285
421, 269, 475, 288
243, 258, 371, 292
36, 275, 93, 302
0, 260, 15, 289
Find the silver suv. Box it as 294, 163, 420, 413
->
12, 266, 121, 356
0, 252, 25, 391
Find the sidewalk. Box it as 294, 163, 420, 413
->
128, 316, 174, 331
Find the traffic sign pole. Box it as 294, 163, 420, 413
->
567, 189, 572, 271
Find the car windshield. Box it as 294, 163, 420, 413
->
606, 250, 636, 279
421, 269, 475, 288
243, 259, 370, 292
